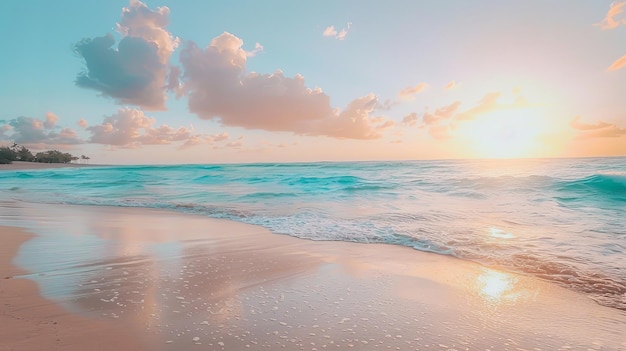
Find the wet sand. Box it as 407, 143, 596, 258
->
0, 161, 105, 171
0, 227, 144, 350
2, 202, 625, 350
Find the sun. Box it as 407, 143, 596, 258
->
460, 108, 545, 158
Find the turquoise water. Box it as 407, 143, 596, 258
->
1, 157, 625, 310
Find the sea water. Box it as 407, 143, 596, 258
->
1, 157, 624, 310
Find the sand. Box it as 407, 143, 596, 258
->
0, 161, 105, 171
1, 202, 625, 350
0, 227, 144, 350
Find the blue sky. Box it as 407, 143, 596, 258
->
1, 0, 625, 164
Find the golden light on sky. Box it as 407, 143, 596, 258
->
461, 108, 547, 159
0, 1, 624, 163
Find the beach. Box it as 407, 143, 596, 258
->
1, 201, 625, 350
0, 226, 144, 350
0, 161, 101, 171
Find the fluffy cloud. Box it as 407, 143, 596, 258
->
607, 54, 626, 71
74, 0, 178, 110
44, 112, 59, 129
86, 107, 235, 149
87, 107, 195, 148
398, 83, 428, 100
570, 116, 626, 138
596, 1, 626, 30
180, 32, 389, 140
314, 94, 393, 139
323, 23, 351, 40
1, 115, 82, 147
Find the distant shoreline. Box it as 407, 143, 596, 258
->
0, 161, 107, 171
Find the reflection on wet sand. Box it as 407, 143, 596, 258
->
6, 202, 626, 351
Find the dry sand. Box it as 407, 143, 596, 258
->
1, 202, 625, 350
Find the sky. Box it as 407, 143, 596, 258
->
0, 0, 625, 164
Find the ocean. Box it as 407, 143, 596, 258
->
1, 157, 625, 310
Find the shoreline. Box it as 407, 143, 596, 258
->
0, 161, 108, 171
2, 202, 625, 350
0, 226, 145, 350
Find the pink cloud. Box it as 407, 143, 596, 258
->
596, 1, 626, 30
74, 0, 179, 110
2, 114, 82, 147
402, 113, 419, 126
402, 91, 532, 140
455, 92, 529, 121
423, 101, 462, 125
444, 80, 457, 90
607, 53, 626, 71
180, 32, 389, 140
246, 43, 264, 57
44, 112, 59, 129
323, 26, 337, 37
323, 23, 351, 40
77, 119, 88, 128
86, 107, 221, 148
398, 83, 428, 100
570, 116, 626, 138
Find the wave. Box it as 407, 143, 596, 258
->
557, 174, 626, 196
1, 158, 625, 311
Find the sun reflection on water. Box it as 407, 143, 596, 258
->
489, 227, 515, 239
477, 268, 521, 305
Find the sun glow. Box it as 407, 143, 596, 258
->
476, 268, 522, 306
461, 108, 545, 158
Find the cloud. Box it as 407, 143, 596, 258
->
596, 1, 626, 30
607, 53, 626, 71
246, 43, 264, 57
323, 26, 337, 37
1, 115, 82, 147
444, 80, 458, 90
455, 92, 529, 121
0, 125, 12, 139
323, 22, 351, 40
180, 32, 389, 140
86, 107, 216, 148
402, 92, 532, 140
570, 116, 626, 138
402, 113, 419, 126
165, 65, 183, 97
423, 101, 462, 125
74, 0, 179, 110
398, 83, 428, 100
313, 94, 392, 139
44, 112, 59, 129
77, 119, 88, 128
